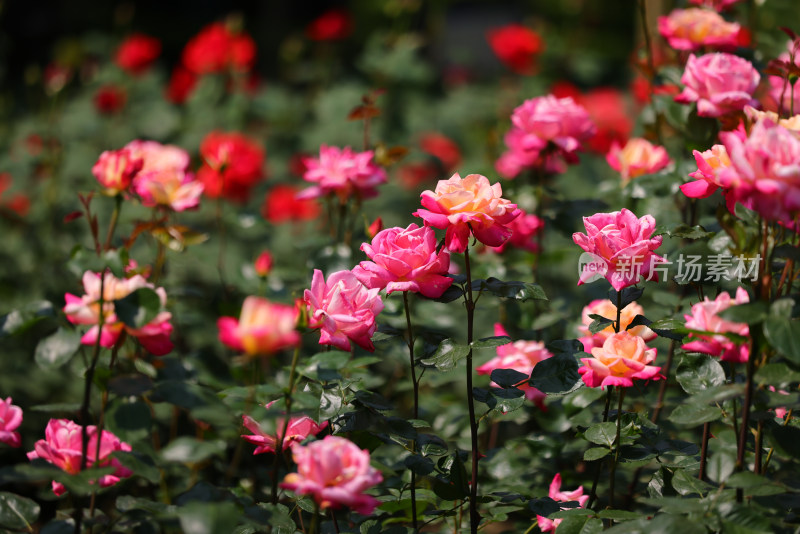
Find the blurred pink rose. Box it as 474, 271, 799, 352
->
688, 0, 742, 11
577, 299, 655, 352
27, 419, 132, 496
352, 223, 453, 298
241, 403, 328, 455
63, 270, 173, 356
683, 287, 750, 363
537, 473, 590, 533
0, 397, 22, 448
658, 8, 743, 51
681, 144, 732, 199
304, 270, 384, 352
126, 140, 203, 211
716, 118, 800, 224
487, 210, 544, 253
572, 209, 664, 290
476, 324, 552, 410
92, 149, 143, 195
218, 296, 300, 357
299, 145, 387, 201
579, 331, 661, 388
414, 173, 521, 253
675, 53, 760, 118
606, 138, 671, 183
281, 435, 383, 514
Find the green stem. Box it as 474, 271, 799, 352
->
272, 345, 302, 505
699, 421, 711, 480
609, 388, 626, 507
587, 385, 614, 509
103, 194, 123, 251
464, 246, 480, 534
402, 292, 419, 532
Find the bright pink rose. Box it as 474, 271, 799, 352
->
476, 324, 553, 410
414, 173, 521, 253
197, 131, 265, 202
572, 209, 664, 290
577, 299, 655, 352
304, 270, 384, 352
299, 145, 387, 201
606, 138, 672, 183
63, 270, 173, 356
352, 223, 452, 298
487, 210, 544, 254
716, 118, 800, 224
658, 8, 743, 51
281, 435, 383, 515
486, 24, 543, 75
0, 397, 22, 448
579, 331, 661, 388
92, 148, 143, 195
27, 419, 132, 496
126, 140, 203, 212
254, 251, 273, 277
537, 473, 590, 533
683, 287, 750, 363
681, 144, 732, 199
674, 53, 760, 118
218, 297, 300, 357
242, 403, 328, 455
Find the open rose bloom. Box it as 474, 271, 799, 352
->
197, 131, 265, 202
414, 173, 521, 253
0, 397, 23, 447
606, 138, 672, 184
241, 402, 328, 455
281, 435, 383, 515
352, 223, 453, 298
579, 331, 661, 388
486, 24, 543, 75
476, 324, 553, 410
681, 144, 732, 199
63, 270, 173, 356
127, 140, 204, 212
578, 299, 655, 351
27, 419, 132, 496
486, 209, 544, 253
218, 296, 300, 357
658, 8, 743, 51
537, 473, 590, 533
674, 53, 760, 118
299, 145, 387, 201
572, 209, 665, 290
683, 287, 750, 363
304, 270, 384, 352
115, 33, 161, 75
92, 148, 143, 196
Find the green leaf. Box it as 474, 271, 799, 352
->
767, 422, 800, 458
112, 451, 160, 484
670, 469, 710, 496
584, 447, 610, 461
115, 288, 161, 329
763, 317, 800, 364
161, 437, 226, 464
668, 404, 721, 426
34, 328, 81, 369
676, 353, 725, 394
551, 515, 603, 534
178, 502, 240, 534
596, 510, 642, 520
755, 363, 800, 387
706, 451, 735, 484
718, 302, 768, 324
490, 369, 529, 388
656, 223, 714, 240
419, 339, 470, 371
588, 314, 614, 334
404, 455, 434, 475
0, 300, 56, 337
609, 287, 644, 311
530, 353, 583, 395
430, 285, 464, 303
471, 336, 511, 349
585, 422, 617, 447
471, 278, 547, 301
627, 315, 686, 341
0, 492, 40, 530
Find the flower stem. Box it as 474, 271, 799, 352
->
103, 194, 123, 251
699, 421, 711, 480
587, 385, 614, 509
402, 292, 419, 531
463, 246, 480, 534
609, 388, 626, 507
272, 345, 302, 505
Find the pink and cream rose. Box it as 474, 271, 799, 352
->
218, 296, 300, 357
683, 287, 750, 363
658, 8, 743, 51
241, 402, 328, 455
578, 299, 655, 351
537, 473, 590, 533
606, 138, 672, 184
579, 331, 661, 388
92, 149, 143, 195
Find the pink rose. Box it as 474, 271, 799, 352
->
92, 149, 143, 195
486, 210, 544, 253
577, 299, 655, 351
658, 8, 743, 51
681, 144, 732, 199
299, 145, 387, 201
125, 140, 203, 211
281, 435, 383, 515
579, 331, 661, 388
352, 223, 452, 298
27, 419, 132, 496
218, 296, 300, 357
675, 53, 760, 118
572, 209, 665, 290
688, 0, 742, 11
414, 173, 521, 253
0, 397, 23, 448
241, 403, 328, 455
716, 118, 800, 225
304, 270, 384, 352
63, 270, 173, 356
606, 138, 672, 183
683, 287, 750, 363
537, 473, 590, 533
476, 324, 552, 410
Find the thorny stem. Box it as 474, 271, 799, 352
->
272, 345, 303, 505
464, 246, 480, 534
403, 292, 419, 531
609, 388, 626, 507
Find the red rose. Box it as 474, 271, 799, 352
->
93, 85, 127, 114
261, 185, 320, 224
166, 66, 198, 104
487, 24, 543, 75
198, 131, 265, 202
115, 34, 161, 75
306, 9, 353, 41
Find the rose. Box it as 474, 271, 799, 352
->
579, 331, 661, 388
680, 144, 732, 199
125, 140, 203, 212
241, 402, 328, 455
537, 473, 589, 533
606, 138, 671, 183
577, 299, 655, 351
218, 296, 300, 357
486, 210, 544, 253
674, 53, 760, 118
658, 8, 744, 51
197, 131, 265, 202
299, 145, 387, 201
683, 287, 750, 363
0, 397, 22, 448
92, 148, 143, 196
487, 24, 543, 75
115, 33, 161, 74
